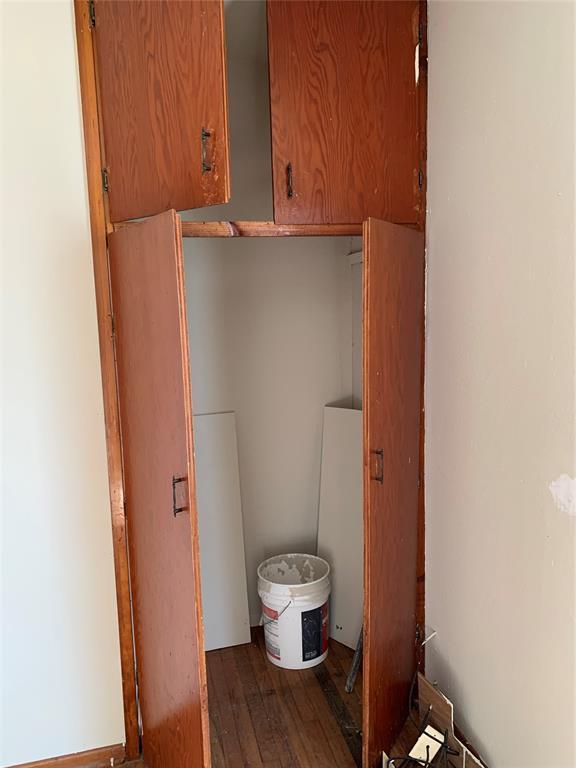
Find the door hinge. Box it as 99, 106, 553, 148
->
418, 168, 424, 190
89, 0, 96, 28
101, 167, 109, 192
110, 313, 116, 336
418, 20, 424, 45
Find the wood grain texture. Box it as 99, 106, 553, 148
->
416, 0, 428, 646
180, 221, 363, 237
92, 0, 230, 222
6, 745, 124, 768
206, 629, 361, 768
362, 219, 424, 766
417, 0, 428, 233
109, 211, 210, 768
73, 1, 139, 757
267, 1, 422, 225
115, 220, 362, 237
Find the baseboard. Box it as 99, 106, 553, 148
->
7, 743, 126, 768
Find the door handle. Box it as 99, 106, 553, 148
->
286, 162, 293, 198
172, 475, 188, 516
371, 449, 384, 483
201, 127, 212, 174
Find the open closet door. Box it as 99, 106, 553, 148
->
109, 211, 209, 768
92, 0, 230, 222
363, 219, 424, 766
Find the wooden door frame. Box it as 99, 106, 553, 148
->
74, 0, 427, 762
74, 1, 139, 758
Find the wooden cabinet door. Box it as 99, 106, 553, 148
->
267, 1, 422, 226
363, 219, 424, 765
109, 211, 209, 768
93, 0, 229, 222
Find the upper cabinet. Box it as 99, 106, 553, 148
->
267, 0, 424, 225
87, 0, 425, 227
92, 0, 230, 222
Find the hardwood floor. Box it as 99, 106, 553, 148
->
206, 628, 362, 768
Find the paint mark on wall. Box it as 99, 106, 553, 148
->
548, 474, 576, 517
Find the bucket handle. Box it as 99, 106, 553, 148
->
260, 600, 292, 627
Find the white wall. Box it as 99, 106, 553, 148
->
1, 2, 125, 764
425, 3, 576, 767
185, 237, 352, 623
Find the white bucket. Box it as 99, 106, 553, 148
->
257, 553, 331, 670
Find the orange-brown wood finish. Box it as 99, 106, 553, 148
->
267, 1, 422, 226
416, 1, 428, 640
207, 631, 361, 768
92, 0, 230, 222
115, 220, 362, 238
362, 219, 424, 766
108, 211, 209, 768
73, 1, 139, 757
179, 220, 362, 238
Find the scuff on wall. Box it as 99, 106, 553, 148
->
549, 474, 576, 517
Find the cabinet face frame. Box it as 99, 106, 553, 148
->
74, 1, 427, 763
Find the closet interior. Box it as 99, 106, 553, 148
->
187, 233, 365, 768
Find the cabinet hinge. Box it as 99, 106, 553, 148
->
89, 0, 96, 28
418, 168, 424, 190
101, 167, 109, 193
111, 313, 116, 336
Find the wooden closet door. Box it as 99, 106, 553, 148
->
267, 1, 422, 226
92, 0, 229, 222
109, 211, 209, 768
363, 219, 424, 765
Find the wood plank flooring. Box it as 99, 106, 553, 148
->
206, 628, 363, 768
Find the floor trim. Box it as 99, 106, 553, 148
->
6, 744, 125, 768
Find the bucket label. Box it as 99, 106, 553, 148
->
262, 604, 281, 660
301, 601, 329, 662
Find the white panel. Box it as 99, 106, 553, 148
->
194, 413, 251, 651
317, 407, 363, 649
1, 3, 124, 764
